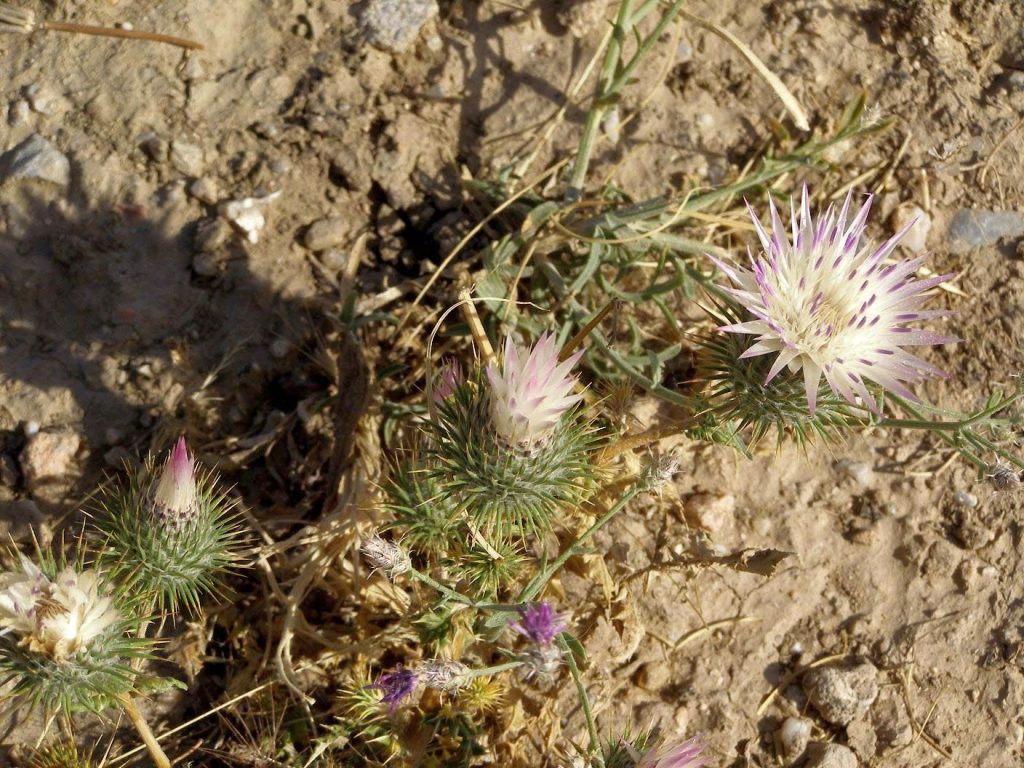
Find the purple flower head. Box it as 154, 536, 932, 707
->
637, 734, 709, 768
432, 358, 463, 403
369, 665, 419, 714
509, 602, 567, 647
710, 186, 956, 416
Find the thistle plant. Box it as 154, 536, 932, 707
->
382, 332, 599, 598
93, 436, 243, 615
424, 333, 596, 543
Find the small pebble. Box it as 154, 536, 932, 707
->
360, 0, 439, 53
804, 742, 858, 768
776, 717, 812, 764
19, 428, 81, 490
633, 661, 671, 691
170, 139, 205, 176
803, 662, 878, 725
188, 177, 220, 205
194, 217, 232, 253
836, 459, 872, 487
871, 690, 913, 752
891, 204, 930, 252
23, 84, 60, 116
8, 99, 30, 126
683, 492, 735, 532
219, 191, 281, 244
677, 40, 693, 62
953, 490, 978, 508
304, 216, 350, 251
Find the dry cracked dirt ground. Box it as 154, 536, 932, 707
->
1, 0, 1024, 766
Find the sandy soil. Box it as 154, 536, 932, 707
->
1, 0, 1023, 765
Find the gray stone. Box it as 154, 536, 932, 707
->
804, 743, 858, 768
803, 662, 878, 725
947, 208, 1024, 253
0, 134, 70, 186
360, 0, 439, 53
304, 216, 350, 251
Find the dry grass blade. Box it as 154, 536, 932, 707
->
680, 9, 811, 132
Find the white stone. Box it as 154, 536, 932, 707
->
0, 134, 70, 186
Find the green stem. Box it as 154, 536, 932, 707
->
518, 486, 643, 603
566, 0, 635, 200
558, 635, 602, 765
408, 568, 481, 607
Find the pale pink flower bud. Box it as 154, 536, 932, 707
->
153, 436, 198, 527
637, 734, 709, 768
485, 333, 583, 449
433, 358, 462, 403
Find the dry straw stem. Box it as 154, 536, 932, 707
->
117, 693, 172, 768
0, 2, 202, 49
679, 9, 810, 132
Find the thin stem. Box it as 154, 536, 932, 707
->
408, 567, 481, 606
566, 0, 635, 200
519, 485, 643, 603
558, 635, 602, 765
464, 659, 523, 680
117, 693, 172, 768
42, 20, 203, 50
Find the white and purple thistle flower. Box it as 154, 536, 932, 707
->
636, 734, 709, 768
486, 333, 584, 449
711, 187, 956, 415
0, 558, 119, 663
153, 436, 198, 527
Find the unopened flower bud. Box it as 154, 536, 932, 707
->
432, 359, 462, 403
153, 436, 198, 528
989, 463, 1021, 492
637, 734, 709, 768
518, 642, 563, 681
418, 659, 469, 692
361, 533, 411, 580
641, 454, 681, 494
